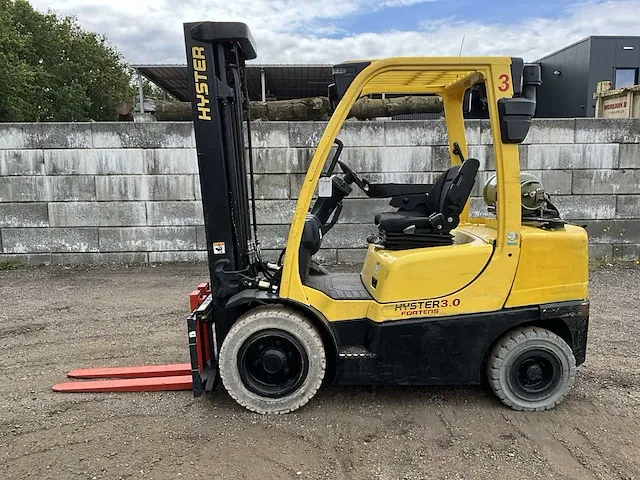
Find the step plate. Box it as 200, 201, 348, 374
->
338, 346, 377, 359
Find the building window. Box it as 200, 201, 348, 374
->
615, 68, 638, 88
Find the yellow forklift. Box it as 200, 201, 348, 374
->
56, 21, 592, 414
55, 22, 588, 414
179, 22, 589, 414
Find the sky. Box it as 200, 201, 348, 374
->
29, 0, 640, 65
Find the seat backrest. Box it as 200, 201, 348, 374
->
424, 158, 480, 220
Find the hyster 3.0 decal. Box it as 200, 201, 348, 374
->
392, 299, 461, 317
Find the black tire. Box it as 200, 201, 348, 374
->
487, 326, 576, 412
218, 305, 326, 414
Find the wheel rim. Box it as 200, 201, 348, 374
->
238, 329, 309, 398
508, 348, 563, 402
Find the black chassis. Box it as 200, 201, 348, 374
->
188, 290, 588, 395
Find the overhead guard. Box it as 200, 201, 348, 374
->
190, 21, 257, 59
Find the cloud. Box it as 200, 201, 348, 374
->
380, 0, 439, 6
28, 0, 640, 65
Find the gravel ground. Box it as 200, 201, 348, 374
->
0, 263, 639, 480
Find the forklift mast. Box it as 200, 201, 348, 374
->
183, 22, 259, 300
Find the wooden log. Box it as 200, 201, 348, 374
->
347, 95, 443, 120
117, 100, 134, 121
152, 95, 444, 122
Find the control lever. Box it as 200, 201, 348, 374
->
321, 202, 343, 235
452, 142, 466, 163
428, 213, 446, 230
402, 213, 447, 234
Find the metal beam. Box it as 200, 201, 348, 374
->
444, 71, 484, 93
260, 67, 266, 103
137, 71, 145, 113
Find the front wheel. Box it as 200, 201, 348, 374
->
487, 326, 576, 411
218, 305, 326, 414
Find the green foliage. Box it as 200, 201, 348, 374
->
0, 258, 22, 270
0, 0, 133, 121
139, 77, 164, 99
134, 76, 178, 104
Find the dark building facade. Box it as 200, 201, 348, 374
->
535, 36, 640, 118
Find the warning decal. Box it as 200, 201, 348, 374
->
213, 242, 226, 255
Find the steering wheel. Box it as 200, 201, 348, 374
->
337, 160, 369, 193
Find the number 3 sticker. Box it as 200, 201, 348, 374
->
498, 74, 510, 92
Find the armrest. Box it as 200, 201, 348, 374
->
365, 183, 433, 198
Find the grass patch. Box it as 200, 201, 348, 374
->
589, 258, 640, 271
589, 257, 611, 271
0, 259, 23, 270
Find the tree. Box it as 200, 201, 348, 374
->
137, 76, 174, 101
0, 0, 133, 121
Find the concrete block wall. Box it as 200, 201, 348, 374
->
0, 119, 639, 265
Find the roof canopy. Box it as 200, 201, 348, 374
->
133, 64, 333, 102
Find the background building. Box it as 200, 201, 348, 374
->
535, 36, 640, 118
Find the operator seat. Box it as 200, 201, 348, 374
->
372, 158, 480, 250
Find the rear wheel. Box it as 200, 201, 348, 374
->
487, 326, 576, 411
218, 305, 326, 414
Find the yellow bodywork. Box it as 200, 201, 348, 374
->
276, 56, 589, 324
506, 224, 589, 307
360, 227, 493, 302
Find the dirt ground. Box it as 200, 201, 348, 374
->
0, 262, 639, 480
